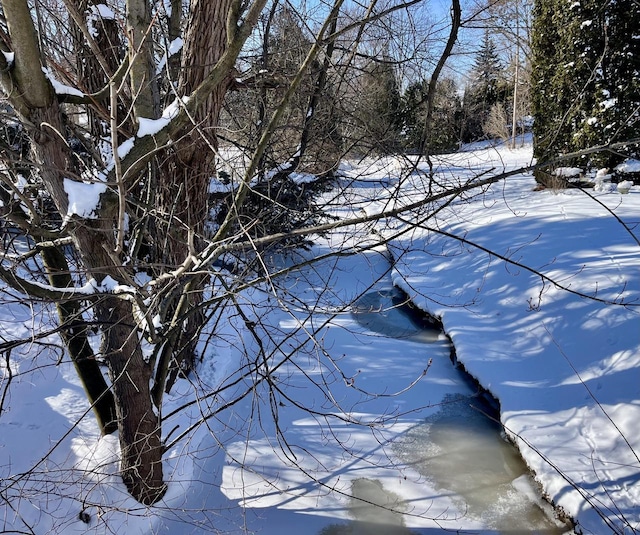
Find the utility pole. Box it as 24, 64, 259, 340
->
510, 0, 520, 149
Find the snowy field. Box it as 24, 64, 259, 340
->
1, 138, 638, 534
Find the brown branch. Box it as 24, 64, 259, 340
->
2, 0, 52, 108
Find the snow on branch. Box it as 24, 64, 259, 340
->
0, 263, 136, 301
63, 178, 107, 221
42, 68, 85, 98
137, 97, 189, 138
87, 4, 117, 38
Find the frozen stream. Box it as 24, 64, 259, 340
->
154, 252, 571, 534
348, 287, 568, 534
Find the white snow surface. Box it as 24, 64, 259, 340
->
137, 97, 187, 137
1, 138, 639, 535
555, 166, 583, 177
93, 4, 116, 19
386, 142, 640, 534
156, 37, 183, 74
616, 158, 640, 174
63, 177, 107, 219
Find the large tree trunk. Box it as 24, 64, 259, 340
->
157, 0, 234, 256
28, 104, 165, 504
153, 0, 236, 383
98, 298, 166, 505
0, 0, 259, 505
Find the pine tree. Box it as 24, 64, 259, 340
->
462, 31, 510, 141
402, 77, 462, 153
349, 57, 403, 155
576, 0, 640, 168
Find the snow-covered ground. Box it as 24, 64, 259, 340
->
386, 142, 640, 534
1, 138, 638, 534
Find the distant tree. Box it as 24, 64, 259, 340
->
218, 4, 341, 247
223, 5, 341, 174
403, 77, 462, 153
572, 0, 640, 169
484, 102, 511, 141
472, 0, 533, 146
462, 30, 510, 141
402, 80, 428, 151
348, 56, 404, 155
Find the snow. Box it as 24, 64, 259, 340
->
555, 166, 583, 177
24, 275, 135, 298
136, 97, 187, 137
156, 37, 183, 74
117, 137, 135, 159
43, 68, 85, 98
87, 4, 117, 38
2, 50, 14, 66
616, 158, 640, 174
2, 139, 639, 534
91, 4, 116, 20
63, 177, 107, 219
617, 180, 633, 193
385, 143, 640, 534
168, 37, 183, 56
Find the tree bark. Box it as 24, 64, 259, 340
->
2, 0, 51, 108
98, 298, 166, 505
152, 0, 237, 384
0, 0, 267, 505
126, 0, 159, 119
26, 103, 165, 503
40, 246, 118, 435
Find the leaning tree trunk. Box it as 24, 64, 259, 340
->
0, 34, 166, 499
40, 246, 118, 435
1, 0, 264, 505
28, 103, 167, 504
98, 298, 167, 504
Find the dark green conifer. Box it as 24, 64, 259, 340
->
532, 0, 640, 183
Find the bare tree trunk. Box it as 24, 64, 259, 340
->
0, 0, 266, 505
153, 0, 236, 385
163, 0, 235, 247
28, 104, 166, 503
98, 298, 166, 505
71, 0, 126, 138
126, 0, 159, 119
419, 0, 461, 182
40, 246, 117, 435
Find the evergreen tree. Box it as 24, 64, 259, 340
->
348, 57, 403, 155
402, 77, 462, 153
462, 31, 510, 141
532, 0, 640, 182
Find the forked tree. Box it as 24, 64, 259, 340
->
0, 0, 460, 505
0, 0, 272, 504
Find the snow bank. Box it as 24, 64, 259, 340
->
388, 142, 640, 534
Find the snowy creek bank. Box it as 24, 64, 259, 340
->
162, 246, 574, 535
350, 283, 571, 534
